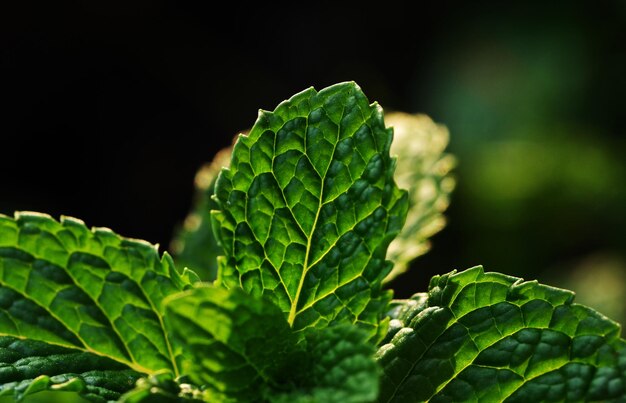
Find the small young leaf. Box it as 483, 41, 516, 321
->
0, 212, 198, 398
0, 336, 140, 402
212, 82, 408, 340
376, 266, 626, 402
384, 113, 455, 283
171, 147, 233, 281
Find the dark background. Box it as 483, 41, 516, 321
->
2, 1, 625, 321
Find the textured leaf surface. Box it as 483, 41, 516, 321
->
270, 325, 379, 403
166, 286, 379, 403
376, 266, 626, 402
0, 336, 140, 402
212, 82, 408, 339
165, 286, 300, 401
379, 293, 428, 346
119, 372, 203, 403
171, 146, 233, 282
0, 212, 197, 395
384, 113, 455, 282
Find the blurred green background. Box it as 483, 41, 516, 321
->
394, 6, 626, 325
1, 1, 625, 401
0, 393, 85, 403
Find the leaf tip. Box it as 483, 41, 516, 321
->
124, 237, 159, 252
257, 109, 270, 119
338, 80, 360, 90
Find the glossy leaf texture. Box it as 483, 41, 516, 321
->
376, 266, 626, 402
270, 325, 379, 403
384, 113, 455, 282
212, 82, 408, 340
379, 292, 428, 346
0, 336, 140, 402
165, 286, 379, 403
0, 212, 198, 400
171, 146, 233, 282
165, 286, 298, 401
119, 372, 203, 403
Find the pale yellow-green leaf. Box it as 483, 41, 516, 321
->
385, 113, 455, 282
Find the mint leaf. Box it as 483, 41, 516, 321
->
164, 286, 299, 401
301, 325, 378, 403
171, 147, 233, 282
384, 113, 455, 283
212, 82, 408, 339
0, 212, 198, 399
0, 336, 139, 402
376, 266, 626, 402
119, 372, 203, 403
379, 293, 428, 345
270, 325, 379, 403
165, 286, 379, 403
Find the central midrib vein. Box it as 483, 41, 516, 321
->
287, 111, 316, 326
286, 103, 345, 327
287, 199, 322, 326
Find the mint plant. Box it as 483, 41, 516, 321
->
1, 82, 624, 402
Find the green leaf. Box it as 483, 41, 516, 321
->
0, 212, 198, 399
379, 293, 428, 345
164, 285, 300, 402
212, 82, 408, 340
384, 113, 455, 283
165, 286, 379, 403
0, 336, 140, 402
376, 266, 626, 402
119, 372, 203, 403
171, 147, 233, 282
270, 325, 379, 403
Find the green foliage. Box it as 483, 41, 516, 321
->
165, 286, 378, 402
0, 212, 197, 401
384, 113, 455, 282
118, 372, 203, 402
211, 82, 408, 340
1, 82, 624, 402
0, 336, 138, 402
171, 147, 233, 282
269, 325, 378, 403
377, 266, 626, 402
165, 286, 298, 401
